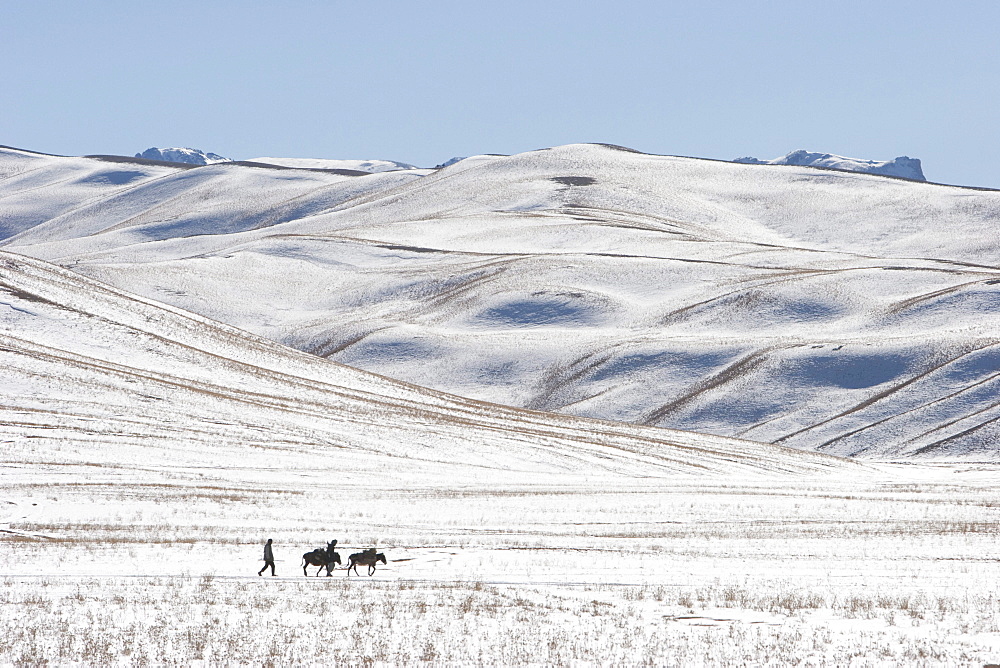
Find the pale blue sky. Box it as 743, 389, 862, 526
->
3, 1, 999, 187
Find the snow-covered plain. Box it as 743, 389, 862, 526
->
3, 143, 999, 459
3, 251, 1000, 664
7, 463, 1000, 665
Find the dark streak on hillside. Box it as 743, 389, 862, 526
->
528, 347, 624, 412
886, 279, 1000, 315
551, 176, 597, 187
226, 161, 369, 176
308, 328, 387, 358
779, 347, 987, 448
377, 243, 445, 254
811, 344, 1000, 455
641, 351, 774, 426
911, 413, 1000, 456
84, 155, 200, 170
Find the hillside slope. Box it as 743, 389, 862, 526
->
3, 143, 1000, 459
0, 251, 843, 479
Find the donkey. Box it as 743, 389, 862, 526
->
346, 549, 386, 576
302, 541, 341, 576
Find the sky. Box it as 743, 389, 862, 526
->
3, 1, 999, 187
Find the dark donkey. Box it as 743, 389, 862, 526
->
346, 548, 386, 576
302, 540, 341, 576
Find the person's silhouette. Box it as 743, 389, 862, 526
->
258, 538, 276, 576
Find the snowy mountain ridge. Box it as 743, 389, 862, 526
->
248, 156, 421, 173
135, 147, 231, 165
134, 146, 924, 179
734, 149, 925, 181
2, 142, 998, 460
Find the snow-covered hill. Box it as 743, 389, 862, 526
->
0, 250, 841, 477
135, 147, 231, 165
734, 150, 925, 181
248, 156, 420, 172
2, 142, 999, 459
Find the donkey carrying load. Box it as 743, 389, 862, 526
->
302, 540, 341, 576
347, 548, 386, 576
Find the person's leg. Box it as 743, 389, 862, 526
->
269, 561, 276, 576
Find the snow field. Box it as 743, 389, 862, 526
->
4, 576, 997, 665
3, 464, 1000, 665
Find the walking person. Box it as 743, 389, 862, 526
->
258, 538, 276, 576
